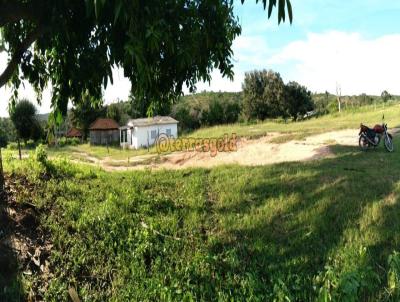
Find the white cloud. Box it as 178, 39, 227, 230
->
268, 31, 400, 95
191, 35, 272, 93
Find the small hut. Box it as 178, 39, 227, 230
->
66, 127, 83, 139
89, 118, 120, 145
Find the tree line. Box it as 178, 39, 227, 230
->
1, 69, 397, 148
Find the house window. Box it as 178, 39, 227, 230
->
151, 130, 157, 139
166, 129, 172, 137
121, 129, 127, 143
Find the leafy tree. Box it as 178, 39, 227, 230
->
0, 129, 7, 148
242, 70, 286, 120
284, 81, 314, 120
106, 103, 122, 125
128, 92, 173, 118
70, 92, 105, 140
9, 99, 42, 142
0, 117, 17, 143
203, 99, 224, 126
171, 92, 241, 131
106, 101, 131, 125
381, 90, 392, 102
0, 0, 291, 116
9, 99, 43, 158
224, 99, 242, 124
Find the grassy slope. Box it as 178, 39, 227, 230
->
3, 140, 400, 301
188, 103, 400, 140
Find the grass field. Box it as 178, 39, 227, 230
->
188, 103, 400, 141
2, 133, 400, 300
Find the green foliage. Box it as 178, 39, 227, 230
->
312, 91, 336, 114
172, 92, 242, 131
70, 92, 105, 139
0, 1, 291, 115
9, 99, 43, 142
34, 144, 47, 164
0, 117, 17, 146
0, 128, 8, 148
242, 69, 286, 120
382, 90, 392, 102
387, 251, 400, 299
285, 81, 314, 120
57, 137, 81, 147
106, 101, 131, 125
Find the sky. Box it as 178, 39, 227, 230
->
1, 0, 400, 117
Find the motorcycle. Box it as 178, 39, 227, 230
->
359, 120, 394, 152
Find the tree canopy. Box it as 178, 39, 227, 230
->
285, 81, 314, 120
9, 99, 43, 142
242, 69, 286, 120
0, 0, 292, 118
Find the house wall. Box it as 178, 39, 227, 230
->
90, 130, 119, 145
121, 123, 178, 149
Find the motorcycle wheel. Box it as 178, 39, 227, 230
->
359, 135, 369, 151
384, 134, 394, 152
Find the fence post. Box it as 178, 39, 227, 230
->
0, 147, 4, 192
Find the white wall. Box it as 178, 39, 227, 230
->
121, 123, 177, 149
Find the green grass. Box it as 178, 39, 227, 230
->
3, 138, 400, 301
187, 103, 400, 140
47, 143, 156, 160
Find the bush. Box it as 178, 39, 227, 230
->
69, 138, 81, 146
35, 144, 48, 165
6, 142, 18, 150
57, 137, 81, 147
25, 139, 37, 149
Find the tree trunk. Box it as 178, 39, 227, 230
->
18, 138, 22, 160
0, 147, 4, 192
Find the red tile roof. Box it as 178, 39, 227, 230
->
89, 118, 120, 130
66, 127, 82, 138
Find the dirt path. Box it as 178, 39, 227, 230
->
66, 128, 399, 171
75, 129, 361, 171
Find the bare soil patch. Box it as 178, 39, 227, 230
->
0, 175, 53, 301
102, 129, 360, 171
61, 128, 400, 171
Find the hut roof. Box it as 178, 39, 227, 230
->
66, 127, 82, 138
89, 118, 119, 131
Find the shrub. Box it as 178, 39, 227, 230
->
69, 138, 81, 146
35, 144, 48, 165
388, 251, 400, 299
25, 139, 37, 149
6, 142, 18, 150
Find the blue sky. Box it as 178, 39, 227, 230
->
1, 0, 400, 116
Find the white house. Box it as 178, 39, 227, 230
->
120, 116, 178, 149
